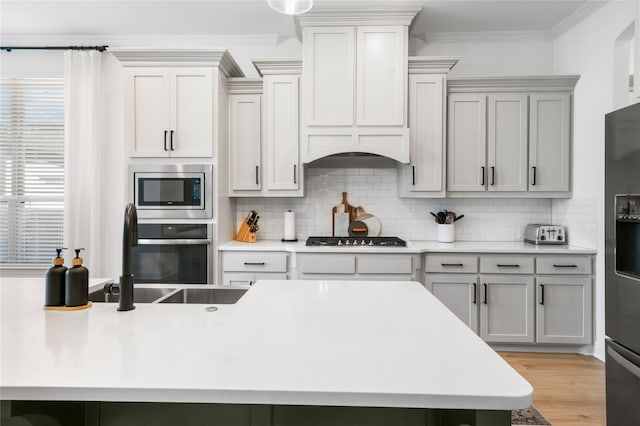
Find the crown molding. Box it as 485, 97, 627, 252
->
227, 78, 263, 95
418, 31, 552, 44
252, 58, 302, 76
447, 75, 581, 93
408, 56, 460, 74
110, 49, 244, 76
550, 1, 607, 38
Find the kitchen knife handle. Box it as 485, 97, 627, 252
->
491, 166, 495, 185
170, 130, 174, 150
532, 166, 537, 185
481, 166, 485, 186
244, 262, 265, 266
412, 166, 416, 185
293, 164, 297, 184
472, 283, 477, 304
483, 283, 487, 304
255, 165, 259, 185
164, 130, 168, 151
539, 284, 545, 305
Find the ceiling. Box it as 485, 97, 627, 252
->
0, 0, 608, 41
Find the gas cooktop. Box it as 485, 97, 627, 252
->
305, 236, 407, 247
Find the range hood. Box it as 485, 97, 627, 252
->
305, 152, 400, 169
301, 132, 410, 164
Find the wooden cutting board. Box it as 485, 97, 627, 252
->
332, 192, 356, 236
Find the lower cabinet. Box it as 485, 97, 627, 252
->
425, 253, 593, 347
297, 253, 420, 281
222, 251, 288, 286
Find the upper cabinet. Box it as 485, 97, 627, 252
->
447, 76, 578, 198
228, 59, 304, 197
297, 6, 420, 163
113, 49, 244, 158
398, 57, 459, 198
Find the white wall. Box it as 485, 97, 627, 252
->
551, 0, 636, 361
0, 50, 64, 78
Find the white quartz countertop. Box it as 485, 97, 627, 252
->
0, 277, 532, 409
219, 239, 596, 254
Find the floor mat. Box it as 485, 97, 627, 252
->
511, 406, 551, 425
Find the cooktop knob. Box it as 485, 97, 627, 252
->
337, 240, 343, 246
368, 240, 374, 246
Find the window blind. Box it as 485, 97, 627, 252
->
0, 79, 65, 265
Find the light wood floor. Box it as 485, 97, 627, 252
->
500, 352, 606, 426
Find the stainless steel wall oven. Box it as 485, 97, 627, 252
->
132, 223, 212, 284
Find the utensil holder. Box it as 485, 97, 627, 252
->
437, 224, 455, 243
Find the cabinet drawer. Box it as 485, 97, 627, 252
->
536, 255, 592, 275
480, 255, 534, 274
425, 255, 478, 273
358, 255, 412, 275
300, 254, 356, 274
223, 252, 287, 272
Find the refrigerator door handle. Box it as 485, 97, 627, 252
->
608, 346, 640, 379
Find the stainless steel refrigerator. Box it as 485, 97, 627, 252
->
605, 102, 640, 425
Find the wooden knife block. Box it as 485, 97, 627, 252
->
235, 221, 257, 243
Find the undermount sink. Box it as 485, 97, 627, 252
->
88, 287, 176, 303
159, 288, 247, 304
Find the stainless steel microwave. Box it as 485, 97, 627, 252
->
129, 164, 212, 219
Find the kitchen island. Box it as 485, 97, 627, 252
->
1, 277, 532, 426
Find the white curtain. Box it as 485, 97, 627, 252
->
63, 50, 104, 275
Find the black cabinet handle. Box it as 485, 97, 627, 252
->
293, 164, 297, 184
483, 283, 487, 304
441, 263, 464, 267
244, 262, 265, 266
255, 165, 259, 185
497, 264, 520, 268
412, 166, 416, 185
491, 166, 495, 185
249, 281, 254, 286
170, 130, 174, 151
473, 283, 477, 304
532, 166, 537, 186
540, 284, 545, 305
553, 264, 578, 268
481, 166, 485, 186
164, 130, 168, 151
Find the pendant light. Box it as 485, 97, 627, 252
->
267, 0, 313, 15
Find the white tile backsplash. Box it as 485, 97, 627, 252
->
552, 197, 598, 248
236, 167, 555, 242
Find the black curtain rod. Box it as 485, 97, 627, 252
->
1, 45, 108, 52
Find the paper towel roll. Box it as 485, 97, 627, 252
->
282, 210, 297, 242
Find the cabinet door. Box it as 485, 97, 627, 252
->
402, 74, 445, 194
169, 68, 213, 157
264, 75, 302, 193
536, 277, 592, 344
479, 274, 534, 343
356, 26, 406, 126
229, 94, 261, 191
126, 68, 171, 157
447, 94, 487, 192
529, 93, 571, 192
425, 274, 478, 334
487, 94, 528, 192
303, 26, 355, 126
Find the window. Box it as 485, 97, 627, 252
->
0, 79, 65, 264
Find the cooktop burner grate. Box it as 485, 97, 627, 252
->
305, 236, 407, 247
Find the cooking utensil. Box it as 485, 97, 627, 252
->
453, 214, 464, 222
348, 220, 368, 237
355, 206, 381, 237
332, 192, 356, 236
446, 212, 455, 224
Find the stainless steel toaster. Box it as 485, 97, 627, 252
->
524, 224, 567, 245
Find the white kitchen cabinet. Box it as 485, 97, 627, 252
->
536, 276, 592, 344
425, 274, 478, 333
299, 7, 419, 163
398, 58, 458, 198
297, 253, 420, 281
222, 251, 288, 286
479, 274, 535, 343
125, 67, 213, 158
528, 93, 571, 192
229, 92, 262, 192
446, 76, 578, 198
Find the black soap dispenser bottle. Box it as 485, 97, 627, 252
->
65, 248, 89, 307
45, 248, 67, 306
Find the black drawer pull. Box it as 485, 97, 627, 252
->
441, 263, 464, 267
170, 130, 174, 150
497, 264, 520, 268
481, 166, 485, 186
491, 166, 495, 185
293, 164, 297, 184
244, 262, 265, 266
483, 283, 488, 304
255, 165, 259, 185
472, 283, 477, 304
163, 130, 168, 151
539, 284, 545, 305
553, 264, 578, 268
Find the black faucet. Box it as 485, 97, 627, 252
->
117, 203, 138, 311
